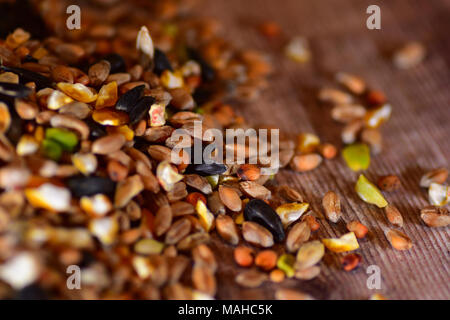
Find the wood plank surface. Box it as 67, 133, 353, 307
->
198, 0, 450, 300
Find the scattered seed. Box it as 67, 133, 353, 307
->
235, 269, 267, 288
420, 206, 450, 227
385, 229, 412, 251
322, 232, 359, 253
322, 191, 342, 223
341, 253, 362, 271
216, 214, 239, 245
290, 153, 322, 172
234, 246, 254, 267
355, 174, 388, 208
420, 168, 448, 188
286, 221, 311, 252
255, 250, 277, 271
275, 288, 313, 300
244, 199, 285, 242
242, 221, 274, 248
346, 221, 368, 239
384, 205, 404, 227
393, 42, 426, 69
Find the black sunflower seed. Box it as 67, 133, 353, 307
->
0, 66, 52, 89
129, 96, 155, 125
103, 53, 126, 73
66, 176, 116, 198
187, 163, 227, 176
0, 81, 32, 98
187, 47, 215, 82
115, 84, 145, 112
153, 48, 173, 75
244, 199, 285, 242
85, 118, 107, 139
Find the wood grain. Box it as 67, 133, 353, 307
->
198, 0, 450, 299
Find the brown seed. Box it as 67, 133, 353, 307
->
420, 206, 450, 227
216, 214, 239, 245
277, 185, 303, 202
322, 191, 341, 223
255, 250, 277, 271
237, 164, 261, 181
165, 218, 191, 245
92, 134, 126, 154
318, 88, 353, 105
393, 42, 426, 69
341, 119, 364, 144
192, 265, 216, 296
114, 175, 144, 208
59, 102, 91, 119
147, 145, 172, 162
377, 175, 401, 192
420, 168, 448, 188
242, 221, 274, 248
346, 221, 368, 239
166, 182, 188, 202
385, 229, 412, 251
290, 154, 322, 172
88, 60, 111, 87
341, 253, 362, 271
207, 191, 226, 215
15, 100, 38, 120
218, 185, 242, 212
384, 205, 404, 227
168, 88, 194, 110
234, 246, 254, 267
177, 232, 210, 251
51, 65, 74, 83
107, 160, 128, 182
335, 72, 366, 95
171, 201, 195, 217
294, 266, 321, 280
192, 244, 217, 273
286, 221, 311, 252
185, 174, 212, 195
275, 288, 313, 300
239, 181, 271, 200
331, 104, 366, 123
167, 256, 189, 284
154, 204, 173, 237
163, 283, 192, 300
235, 269, 268, 288
53, 43, 85, 64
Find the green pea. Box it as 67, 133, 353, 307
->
45, 128, 78, 152
342, 143, 370, 171
41, 138, 62, 161
277, 253, 296, 278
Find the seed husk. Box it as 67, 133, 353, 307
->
240, 181, 271, 200
185, 174, 213, 195
286, 221, 311, 252
384, 205, 404, 227
244, 199, 285, 242
207, 191, 226, 215
218, 185, 242, 212
322, 191, 341, 223
420, 206, 450, 227
420, 168, 448, 188
385, 229, 412, 250
242, 221, 274, 248
216, 214, 239, 245
377, 175, 401, 192
235, 269, 267, 288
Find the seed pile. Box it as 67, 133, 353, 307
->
0, 1, 447, 301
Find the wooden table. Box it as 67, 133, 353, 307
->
200, 0, 450, 299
